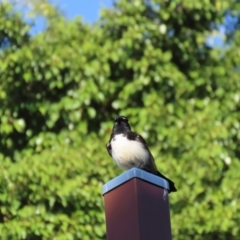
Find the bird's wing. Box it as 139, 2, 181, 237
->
106, 141, 112, 157
127, 132, 159, 174
127, 132, 150, 151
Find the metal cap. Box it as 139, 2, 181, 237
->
102, 168, 169, 195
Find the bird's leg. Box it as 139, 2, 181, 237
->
138, 162, 144, 168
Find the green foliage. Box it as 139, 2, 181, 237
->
0, 0, 240, 239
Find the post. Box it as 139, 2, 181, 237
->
102, 168, 172, 240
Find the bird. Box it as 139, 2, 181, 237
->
106, 116, 177, 193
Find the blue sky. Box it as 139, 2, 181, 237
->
56, 0, 113, 22
26, 0, 231, 47
29, 0, 113, 34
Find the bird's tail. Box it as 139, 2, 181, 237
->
157, 171, 177, 193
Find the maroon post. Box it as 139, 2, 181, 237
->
102, 168, 172, 240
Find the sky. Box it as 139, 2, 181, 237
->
23, 0, 231, 47
29, 0, 113, 34
56, 0, 113, 23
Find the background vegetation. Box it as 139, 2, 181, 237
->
0, 0, 240, 239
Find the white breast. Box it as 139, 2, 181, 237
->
110, 134, 149, 170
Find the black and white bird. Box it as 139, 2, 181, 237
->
106, 116, 177, 193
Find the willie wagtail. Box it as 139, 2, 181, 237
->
106, 116, 177, 193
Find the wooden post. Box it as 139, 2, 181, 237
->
102, 168, 172, 240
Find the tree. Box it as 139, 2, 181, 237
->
0, 0, 240, 239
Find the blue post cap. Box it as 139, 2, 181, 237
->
102, 168, 169, 195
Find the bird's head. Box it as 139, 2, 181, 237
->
112, 116, 131, 134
